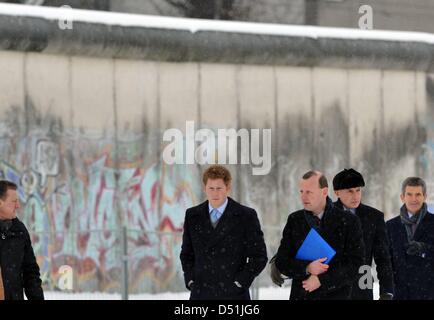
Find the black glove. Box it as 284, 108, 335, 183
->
269, 256, 285, 287
379, 293, 393, 300
405, 241, 430, 257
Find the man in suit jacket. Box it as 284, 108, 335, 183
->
275, 170, 364, 300
180, 165, 268, 300
333, 168, 394, 300
386, 177, 434, 300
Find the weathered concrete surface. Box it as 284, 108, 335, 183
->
0, 5, 431, 293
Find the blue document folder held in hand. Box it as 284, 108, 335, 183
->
295, 228, 336, 264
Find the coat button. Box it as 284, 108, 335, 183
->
1, 233, 5, 240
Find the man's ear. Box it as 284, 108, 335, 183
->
400, 193, 405, 203
334, 190, 339, 198
323, 187, 328, 196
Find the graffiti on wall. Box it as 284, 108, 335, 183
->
0, 96, 430, 294
0, 120, 202, 293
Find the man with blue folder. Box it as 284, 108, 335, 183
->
275, 170, 365, 299
295, 228, 336, 264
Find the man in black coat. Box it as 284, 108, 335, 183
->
275, 170, 364, 300
0, 180, 44, 300
386, 177, 434, 300
180, 165, 268, 300
333, 168, 394, 300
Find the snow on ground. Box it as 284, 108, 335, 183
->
43, 283, 379, 300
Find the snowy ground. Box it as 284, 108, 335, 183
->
43, 283, 379, 300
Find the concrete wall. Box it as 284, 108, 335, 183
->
0, 5, 433, 293
0, 49, 429, 292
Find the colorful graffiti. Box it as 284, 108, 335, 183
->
0, 124, 202, 294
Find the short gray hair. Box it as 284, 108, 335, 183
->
401, 177, 427, 195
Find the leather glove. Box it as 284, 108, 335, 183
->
405, 241, 430, 257
270, 256, 285, 287
379, 293, 393, 300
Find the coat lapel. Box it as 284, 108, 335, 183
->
206, 197, 240, 249
190, 201, 214, 249
319, 202, 341, 239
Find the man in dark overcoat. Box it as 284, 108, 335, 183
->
180, 165, 267, 300
275, 170, 364, 300
0, 180, 44, 300
387, 177, 434, 300
333, 168, 394, 300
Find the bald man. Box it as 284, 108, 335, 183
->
275, 170, 364, 300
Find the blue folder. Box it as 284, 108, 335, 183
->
295, 228, 336, 264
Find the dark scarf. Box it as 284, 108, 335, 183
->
400, 203, 427, 242
0, 219, 12, 233
304, 197, 334, 231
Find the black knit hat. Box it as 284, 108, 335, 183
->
333, 168, 365, 191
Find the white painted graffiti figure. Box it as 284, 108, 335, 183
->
34, 140, 59, 186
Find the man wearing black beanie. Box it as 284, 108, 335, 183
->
333, 168, 394, 300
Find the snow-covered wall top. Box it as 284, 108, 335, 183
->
1, 3, 434, 71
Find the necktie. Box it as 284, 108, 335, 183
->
210, 208, 220, 224
0, 268, 4, 300
306, 213, 321, 229
313, 215, 321, 229
410, 215, 418, 235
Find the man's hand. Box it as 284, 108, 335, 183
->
270, 257, 285, 287
302, 275, 321, 292
306, 257, 329, 275
405, 241, 430, 257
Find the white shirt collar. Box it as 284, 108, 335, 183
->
209, 197, 228, 214
343, 205, 357, 215
316, 211, 324, 220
